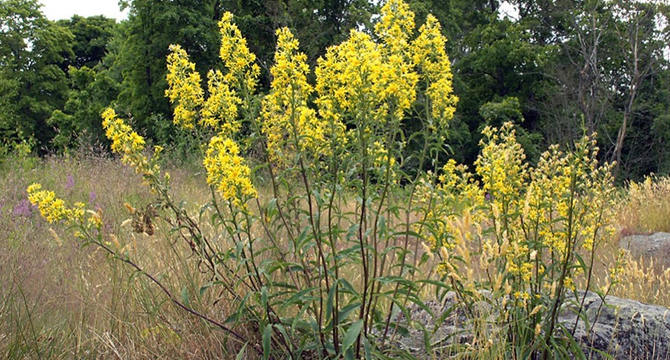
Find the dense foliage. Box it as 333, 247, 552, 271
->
1, 0, 669, 178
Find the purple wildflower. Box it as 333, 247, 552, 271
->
12, 199, 33, 218
65, 175, 75, 190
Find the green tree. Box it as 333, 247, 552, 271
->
57, 15, 117, 69
115, 0, 221, 140
45, 15, 120, 151
0, 0, 73, 149
453, 15, 547, 164
48, 66, 120, 151
531, 0, 670, 179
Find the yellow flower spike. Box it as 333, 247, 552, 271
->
375, 0, 415, 54
201, 69, 242, 134
262, 27, 326, 164
165, 44, 204, 129
218, 12, 259, 92
102, 108, 160, 180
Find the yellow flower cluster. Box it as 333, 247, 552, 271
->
378, 50, 418, 119
102, 108, 161, 179
315, 0, 457, 157
201, 69, 241, 135
416, 160, 484, 251
412, 15, 458, 127
475, 123, 528, 221
316, 30, 384, 124
165, 44, 204, 129
27, 183, 84, 224
218, 12, 260, 92
166, 13, 259, 134
370, 140, 398, 181
262, 28, 324, 163
374, 0, 414, 55
374, 0, 418, 118
203, 136, 256, 206
428, 122, 615, 323
523, 135, 615, 256
437, 160, 485, 207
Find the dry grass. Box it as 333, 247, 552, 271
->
617, 175, 670, 234
598, 175, 670, 308
0, 154, 245, 359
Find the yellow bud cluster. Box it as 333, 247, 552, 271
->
371, 140, 397, 178
476, 123, 528, 221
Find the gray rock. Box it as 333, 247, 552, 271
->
620, 232, 670, 267
562, 291, 670, 360
388, 291, 670, 359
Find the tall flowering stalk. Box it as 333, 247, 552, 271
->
261, 28, 324, 164
101, 108, 162, 183
412, 15, 459, 130
165, 45, 203, 130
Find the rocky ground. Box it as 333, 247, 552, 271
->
390, 290, 670, 359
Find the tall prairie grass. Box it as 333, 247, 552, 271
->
617, 175, 670, 234
605, 175, 670, 307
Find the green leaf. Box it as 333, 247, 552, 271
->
342, 319, 364, 354
325, 279, 338, 324
180, 286, 190, 307
262, 324, 272, 360
235, 343, 248, 360
338, 302, 361, 323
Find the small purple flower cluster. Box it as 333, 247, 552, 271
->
12, 199, 34, 218
65, 175, 75, 190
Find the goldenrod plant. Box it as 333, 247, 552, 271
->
27, 1, 619, 359
419, 124, 617, 359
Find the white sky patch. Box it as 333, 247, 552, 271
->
499, 1, 519, 21
38, 0, 129, 21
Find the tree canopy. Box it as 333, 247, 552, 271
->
1, 0, 669, 180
